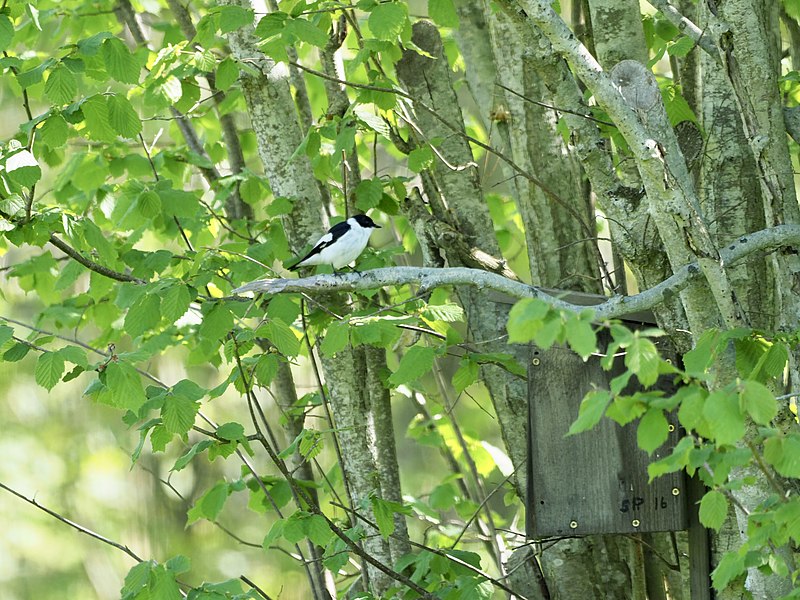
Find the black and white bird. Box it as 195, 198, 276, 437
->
288, 214, 381, 272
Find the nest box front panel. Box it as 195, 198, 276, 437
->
526, 341, 687, 537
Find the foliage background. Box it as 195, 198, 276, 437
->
0, 2, 518, 598
3, 0, 800, 598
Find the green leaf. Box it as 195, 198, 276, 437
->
305, 514, 333, 546
699, 490, 728, 531
266, 295, 300, 324
44, 65, 77, 105
0, 324, 13, 348
423, 303, 464, 323
564, 316, 596, 360
471, 352, 525, 376
0, 15, 14, 52
255, 11, 288, 39
702, 389, 745, 447
428, 0, 459, 28
647, 436, 693, 480
262, 520, 285, 548
683, 329, 719, 377
286, 18, 328, 47
430, 483, 457, 510
759, 342, 789, 380
776, 498, 800, 544
25, 4, 41, 30
150, 564, 182, 600
107, 94, 142, 138
172, 379, 205, 401
216, 57, 239, 91
667, 36, 695, 58
77, 31, 112, 56
121, 561, 152, 596
58, 346, 89, 368
136, 190, 162, 219
267, 196, 294, 217
677, 388, 709, 434
161, 284, 193, 324
4, 342, 30, 362
125, 293, 161, 339
764, 435, 800, 478
254, 353, 278, 387
661, 84, 697, 125
371, 496, 396, 538
199, 304, 233, 346
39, 114, 69, 148
16, 59, 54, 89
567, 389, 611, 435
453, 358, 478, 394
105, 362, 146, 411
165, 555, 191, 575
218, 5, 253, 33
506, 298, 550, 343
35, 351, 65, 391
711, 551, 745, 590
282, 512, 306, 543
162, 394, 199, 435
637, 409, 669, 454
321, 321, 350, 356
5, 149, 41, 188
266, 319, 301, 356
740, 380, 776, 425
368, 2, 407, 40
188, 482, 231, 524
532, 315, 563, 349
171, 439, 214, 471
625, 336, 660, 387
82, 94, 115, 142
388, 345, 436, 386
408, 146, 434, 172
606, 394, 647, 426
102, 37, 140, 84
299, 430, 323, 460
216, 422, 245, 441
355, 178, 383, 211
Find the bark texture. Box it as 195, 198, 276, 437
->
224, 3, 402, 594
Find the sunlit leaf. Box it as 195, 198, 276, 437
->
699, 490, 728, 531
44, 65, 77, 105
368, 2, 407, 40
102, 37, 140, 84
388, 345, 435, 386
35, 351, 65, 391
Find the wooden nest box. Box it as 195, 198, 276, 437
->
495, 290, 689, 537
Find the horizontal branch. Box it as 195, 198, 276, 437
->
234, 225, 800, 321
48, 234, 146, 284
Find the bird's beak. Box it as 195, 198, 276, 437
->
374, 224, 382, 228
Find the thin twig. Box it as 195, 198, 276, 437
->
495, 82, 614, 126
229, 332, 324, 600
227, 333, 439, 598
0, 481, 143, 562
329, 500, 530, 599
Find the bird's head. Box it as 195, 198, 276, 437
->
351, 214, 381, 229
